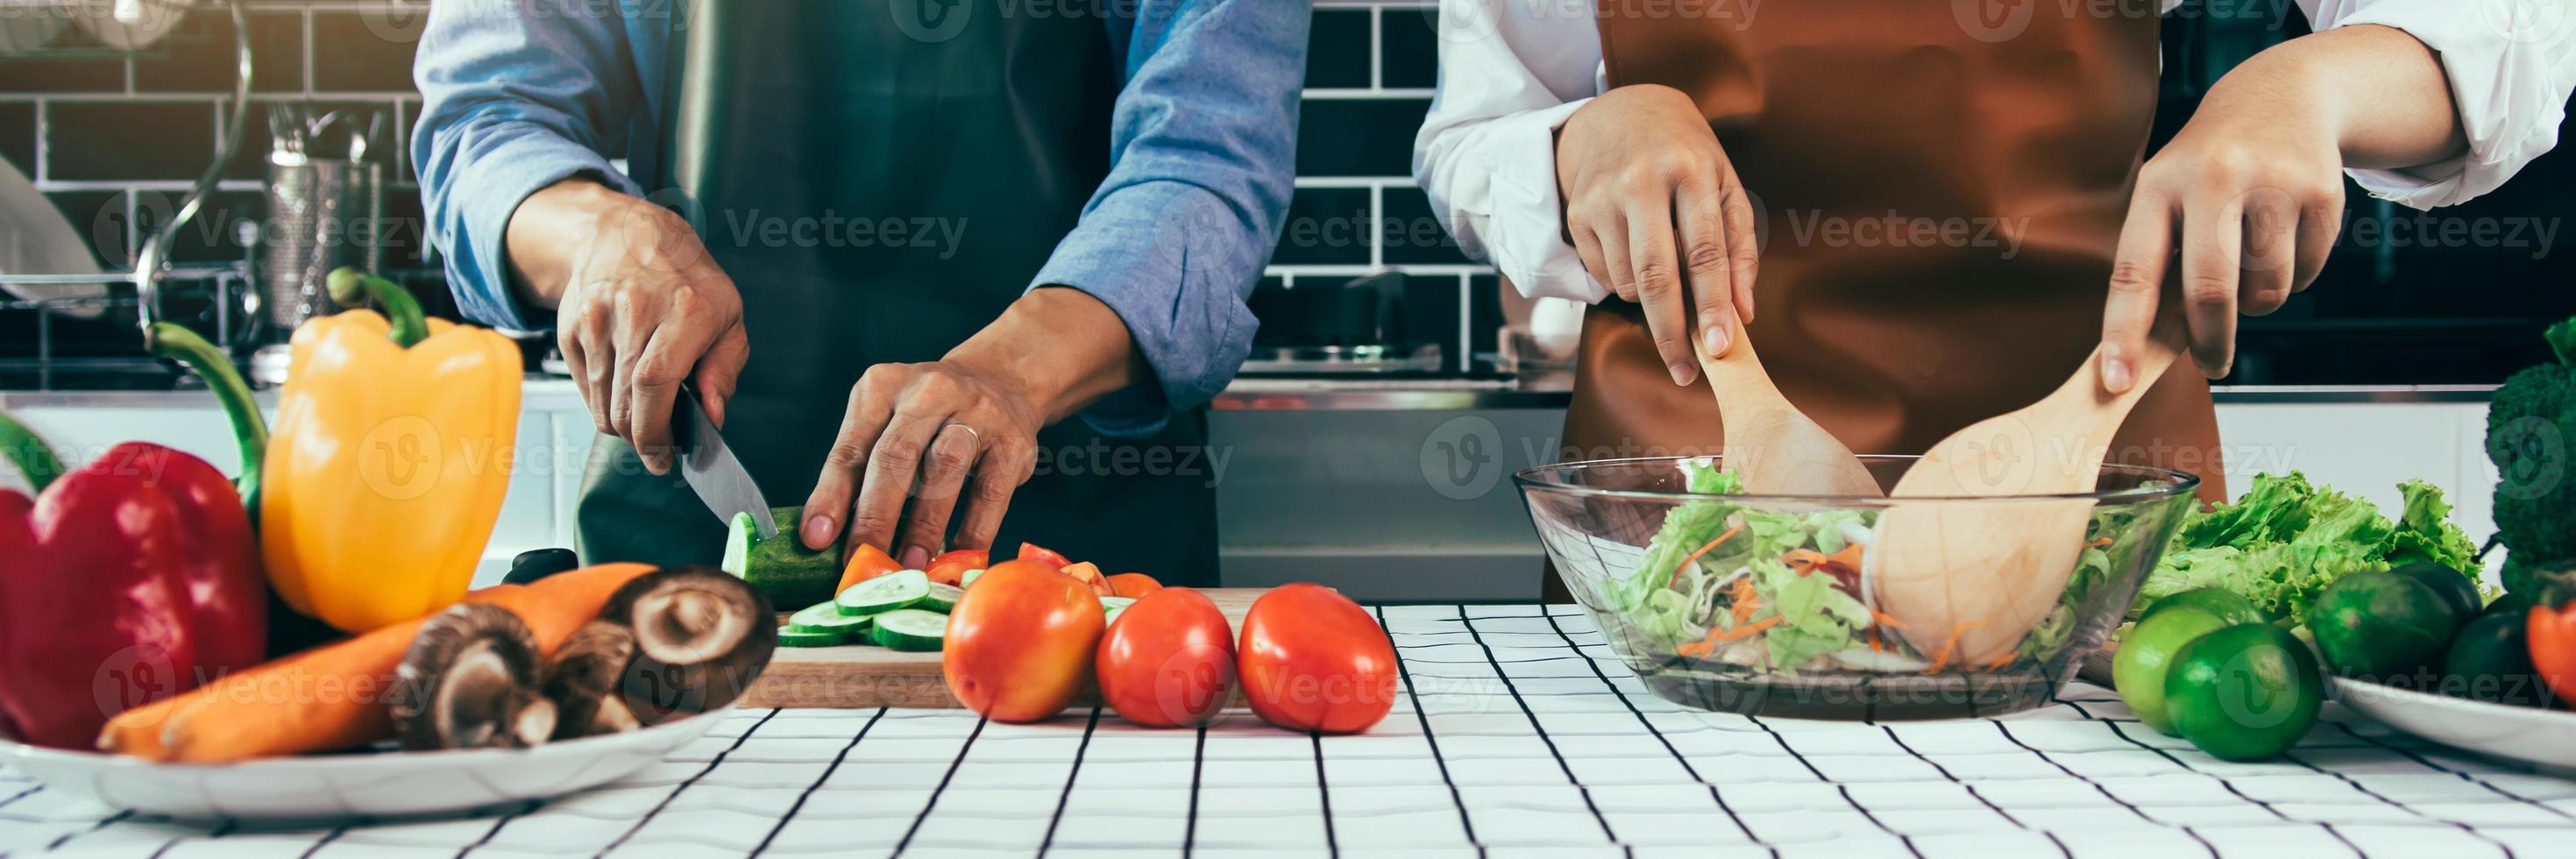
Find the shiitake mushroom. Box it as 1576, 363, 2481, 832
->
543, 621, 642, 740
392, 604, 558, 750
596, 565, 777, 723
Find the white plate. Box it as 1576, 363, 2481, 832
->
2334, 678, 2576, 773
0, 155, 111, 320
0, 705, 733, 823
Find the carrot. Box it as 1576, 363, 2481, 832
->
1728, 578, 1760, 624
1870, 610, 1906, 630
2085, 536, 2112, 550
1667, 522, 1744, 587
1107, 572, 1163, 599
836, 543, 905, 593
1920, 619, 1988, 674
1676, 616, 1782, 657
99, 563, 656, 763
1782, 548, 1827, 572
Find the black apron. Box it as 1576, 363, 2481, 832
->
575, 0, 1221, 585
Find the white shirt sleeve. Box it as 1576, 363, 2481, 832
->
2305, 0, 2576, 209
1410, 0, 1609, 302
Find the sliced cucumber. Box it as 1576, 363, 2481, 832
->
720, 511, 755, 577
922, 583, 964, 613
1100, 595, 1138, 625
960, 568, 983, 588
869, 608, 947, 651
778, 626, 848, 648
790, 601, 872, 635
836, 569, 930, 616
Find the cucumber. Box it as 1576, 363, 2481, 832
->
837, 569, 931, 615
922, 583, 964, 613
869, 608, 947, 651
1100, 595, 1138, 624
778, 626, 848, 648
727, 507, 841, 610
961, 568, 983, 589
721, 512, 755, 577
790, 600, 871, 635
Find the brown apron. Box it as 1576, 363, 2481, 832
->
1552, 0, 2226, 598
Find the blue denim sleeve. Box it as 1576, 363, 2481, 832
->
411, 0, 653, 331
1031, 0, 1306, 437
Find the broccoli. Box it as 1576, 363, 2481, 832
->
2487, 316, 2576, 566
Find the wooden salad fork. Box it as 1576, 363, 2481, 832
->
1695, 317, 1882, 497
1871, 319, 2188, 668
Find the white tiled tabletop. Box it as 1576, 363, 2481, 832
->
5, 605, 2572, 858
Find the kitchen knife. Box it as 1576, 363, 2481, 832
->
675, 384, 777, 539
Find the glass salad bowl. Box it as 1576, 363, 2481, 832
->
1515, 456, 2197, 721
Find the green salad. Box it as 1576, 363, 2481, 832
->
1613, 459, 2148, 675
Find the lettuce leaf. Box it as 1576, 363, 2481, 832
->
2131, 472, 2480, 628
2386, 478, 2480, 573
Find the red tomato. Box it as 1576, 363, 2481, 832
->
1061, 561, 1117, 598
1018, 543, 1072, 570
1097, 587, 1236, 728
835, 543, 905, 593
1237, 584, 1398, 734
924, 549, 985, 587
1107, 572, 1163, 599
942, 561, 1105, 722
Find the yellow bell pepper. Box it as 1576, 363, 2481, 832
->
260, 269, 523, 632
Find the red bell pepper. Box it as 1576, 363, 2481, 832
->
0, 323, 270, 749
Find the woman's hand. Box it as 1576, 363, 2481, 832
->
799, 287, 1146, 567
2099, 25, 2465, 391
1556, 83, 1761, 385
508, 180, 751, 474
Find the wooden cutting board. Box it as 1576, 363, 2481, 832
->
742, 587, 1268, 709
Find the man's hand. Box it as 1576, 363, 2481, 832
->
799, 287, 1146, 567
507, 180, 750, 474
2100, 25, 2465, 392
1556, 83, 1761, 385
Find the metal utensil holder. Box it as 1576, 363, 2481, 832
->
255, 112, 384, 336
0, 0, 257, 387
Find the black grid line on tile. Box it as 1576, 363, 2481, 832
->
594, 706, 782, 857
2326, 721, 2576, 823
1536, 607, 1776, 858
892, 715, 988, 856
1184, 723, 1208, 856
2099, 713, 2365, 857
1992, 720, 2222, 859
2280, 748, 2516, 857
1455, 606, 1619, 844
1309, 732, 1340, 857
1880, 725, 2073, 859
1377, 605, 1487, 855
751, 706, 886, 856
1035, 706, 1103, 857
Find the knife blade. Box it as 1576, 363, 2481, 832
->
675, 385, 777, 539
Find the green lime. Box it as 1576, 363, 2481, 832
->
2388, 562, 2482, 621
2164, 623, 2323, 762
2114, 606, 2232, 735
2443, 603, 2551, 706
2309, 570, 2459, 681
2141, 587, 2268, 626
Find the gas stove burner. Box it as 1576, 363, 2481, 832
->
1237, 344, 1442, 375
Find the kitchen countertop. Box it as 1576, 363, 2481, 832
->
4, 605, 2566, 857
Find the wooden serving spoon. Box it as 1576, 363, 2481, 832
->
1870, 321, 2187, 667
1696, 318, 1881, 496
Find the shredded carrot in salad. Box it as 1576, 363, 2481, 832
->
2085, 536, 2113, 549
1667, 522, 1744, 587
1920, 619, 1989, 673
1728, 578, 1760, 624
1676, 616, 1783, 657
